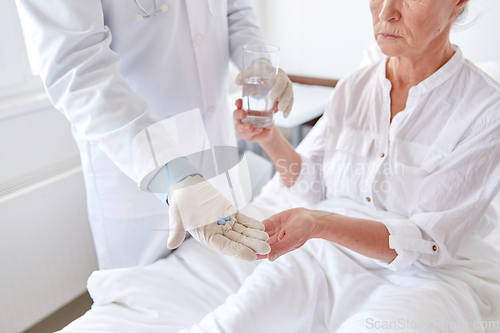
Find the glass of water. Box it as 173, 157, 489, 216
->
241, 44, 280, 128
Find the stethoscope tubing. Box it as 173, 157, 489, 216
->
133, 0, 163, 18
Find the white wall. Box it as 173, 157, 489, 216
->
450, 0, 500, 63
0, 103, 80, 184
258, 0, 373, 79
0, 168, 97, 333
0, 96, 98, 333
252, 0, 500, 80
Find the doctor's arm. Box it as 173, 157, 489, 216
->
15, 0, 170, 183
227, 0, 294, 116
17, 0, 203, 191
227, 0, 266, 69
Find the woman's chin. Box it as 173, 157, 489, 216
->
377, 42, 405, 58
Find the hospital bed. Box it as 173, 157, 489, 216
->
58, 149, 500, 333
58, 127, 500, 333
59, 64, 500, 333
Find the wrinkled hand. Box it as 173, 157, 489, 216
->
235, 62, 294, 117
260, 208, 323, 261
167, 175, 271, 261
234, 99, 278, 146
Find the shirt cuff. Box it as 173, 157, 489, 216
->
376, 219, 438, 271
147, 157, 201, 205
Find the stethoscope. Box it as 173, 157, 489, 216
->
133, 0, 168, 21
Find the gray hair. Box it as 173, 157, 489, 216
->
455, 3, 469, 23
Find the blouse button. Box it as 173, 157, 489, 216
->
366, 197, 371, 203
380, 153, 385, 158
432, 245, 438, 252
207, 106, 215, 116
195, 34, 204, 45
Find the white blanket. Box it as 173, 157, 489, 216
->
60, 176, 500, 333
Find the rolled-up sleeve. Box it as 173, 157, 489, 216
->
378, 117, 500, 271
377, 219, 438, 271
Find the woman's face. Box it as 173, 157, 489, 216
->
370, 0, 468, 58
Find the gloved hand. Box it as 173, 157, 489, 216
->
167, 175, 271, 261
235, 62, 294, 118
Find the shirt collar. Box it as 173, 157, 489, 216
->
378, 45, 465, 95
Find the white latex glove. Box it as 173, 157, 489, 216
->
236, 63, 294, 118
167, 175, 271, 261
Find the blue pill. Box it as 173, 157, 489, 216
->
217, 219, 226, 225
223, 215, 230, 221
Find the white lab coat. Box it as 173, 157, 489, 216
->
16, 0, 266, 269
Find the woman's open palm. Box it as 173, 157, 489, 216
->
260, 208, 320, 261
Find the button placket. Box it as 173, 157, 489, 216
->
364, 78, 392, 205
389, 89, 416, 141
363, 159, 377, 206
365, 139, 387, 206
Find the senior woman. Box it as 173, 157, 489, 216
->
229, 0, 500, 331
235, 0, 500, 268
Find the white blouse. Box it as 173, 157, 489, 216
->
291, 47, 500, 271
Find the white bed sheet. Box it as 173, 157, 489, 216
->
59, 174, 500, 333
484, 191, 500, 250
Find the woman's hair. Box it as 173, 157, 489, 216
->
453, 2, 479, 31
455, 3, 469, 23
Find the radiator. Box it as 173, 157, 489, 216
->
0, 157, 98, 333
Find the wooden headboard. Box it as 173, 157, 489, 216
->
288, 75, 338, 88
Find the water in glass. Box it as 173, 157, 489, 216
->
242, 76, 276, 127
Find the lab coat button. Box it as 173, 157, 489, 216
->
380, 153, 385, 158
207, 106, 215, 116
366, 197, 371, 203
160, 4, 169, 13
195, 34, 204, 45
433, 245, 438, 252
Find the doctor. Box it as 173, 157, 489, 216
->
16, 0, 293, 269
